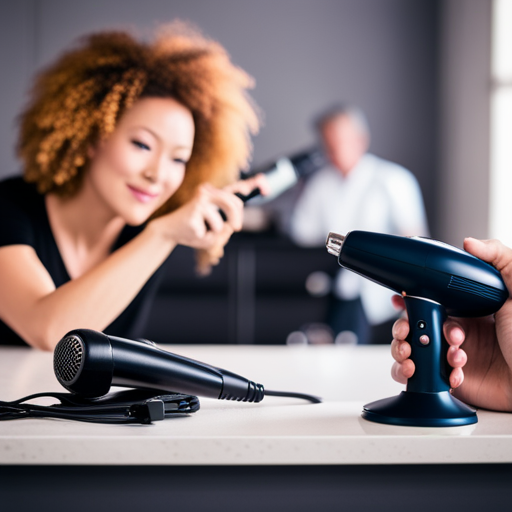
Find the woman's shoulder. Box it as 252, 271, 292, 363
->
0, 175, 44, 248
0, 175, 40, 202
0, 175, 44, 218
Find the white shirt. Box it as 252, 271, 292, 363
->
290, 153, 429, 325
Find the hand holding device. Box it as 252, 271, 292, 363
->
219, 147, 326, 226
392, 236, 512, 414
218, 146, 325, 220
242, 146, 325, 204
326, 230, 508, 426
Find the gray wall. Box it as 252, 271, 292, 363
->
438, 0, 492, 246
1, 0, 439, 231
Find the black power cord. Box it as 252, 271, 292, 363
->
0, 389, 199, 424
264, 389, 322, 404
0, 387, 320, 425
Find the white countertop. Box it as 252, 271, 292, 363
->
1, 344, 512, 465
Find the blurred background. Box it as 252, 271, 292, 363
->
1, 0, 510, 344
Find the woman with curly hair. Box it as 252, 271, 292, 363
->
0, 22, 267, 350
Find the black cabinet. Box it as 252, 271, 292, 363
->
144, 233, 336, 344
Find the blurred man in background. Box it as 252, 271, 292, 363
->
289, 104, 429, 344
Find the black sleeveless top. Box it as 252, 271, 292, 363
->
0, 176, 164, 346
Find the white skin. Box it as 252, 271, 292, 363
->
0, 97, 268, 350
391, 237, 512, 412
321, 114, 369, 178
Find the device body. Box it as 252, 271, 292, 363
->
53, 329, 264, 401
326, 230, 508, 427
218, 147, 325, 221
245, 146, 325, 204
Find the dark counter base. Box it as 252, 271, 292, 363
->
1, 463, 509, 512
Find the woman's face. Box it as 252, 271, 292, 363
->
85, 96, 195, 225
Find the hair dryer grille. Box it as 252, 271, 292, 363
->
448, 275, 504, 302
53, 335, 84, 384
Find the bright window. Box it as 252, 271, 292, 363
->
490, 0, 512, 246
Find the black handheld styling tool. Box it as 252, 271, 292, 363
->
53, 329, 321, 403
218, 146, 325, 220
326, 230, 508, 427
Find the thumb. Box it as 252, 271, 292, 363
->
464, 237, 512, 289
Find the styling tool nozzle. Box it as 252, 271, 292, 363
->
326, 232, 345, 257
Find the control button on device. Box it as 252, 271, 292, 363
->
417, 320, 427, 330
419, 335, 430, 346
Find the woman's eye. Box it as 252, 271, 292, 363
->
173, 158, 189, 166
132, 140, 150, 151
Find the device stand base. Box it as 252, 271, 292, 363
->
362, 391, 477, 427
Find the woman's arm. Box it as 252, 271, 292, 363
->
0, 177, 266, 350
0, 225, 175, 350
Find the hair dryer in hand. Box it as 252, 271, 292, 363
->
217, 147, 326, 221
242, 146, 325, 204
326, 230, 508, 427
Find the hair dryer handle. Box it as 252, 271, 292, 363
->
403, 296, 451, 393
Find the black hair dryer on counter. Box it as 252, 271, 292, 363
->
326, 230, 508, 427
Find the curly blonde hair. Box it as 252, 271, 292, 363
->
17, 21, 260, 271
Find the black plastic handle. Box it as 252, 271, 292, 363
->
404, 296, 450, 393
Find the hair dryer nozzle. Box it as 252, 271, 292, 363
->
326, 232, 345, 257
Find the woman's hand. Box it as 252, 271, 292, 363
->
151, 173, 269, 250
391, 237, 512, 412
223, 173, 270, 198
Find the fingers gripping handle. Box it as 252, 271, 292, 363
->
362, 294, 476, 427
404, 296, 451, 393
